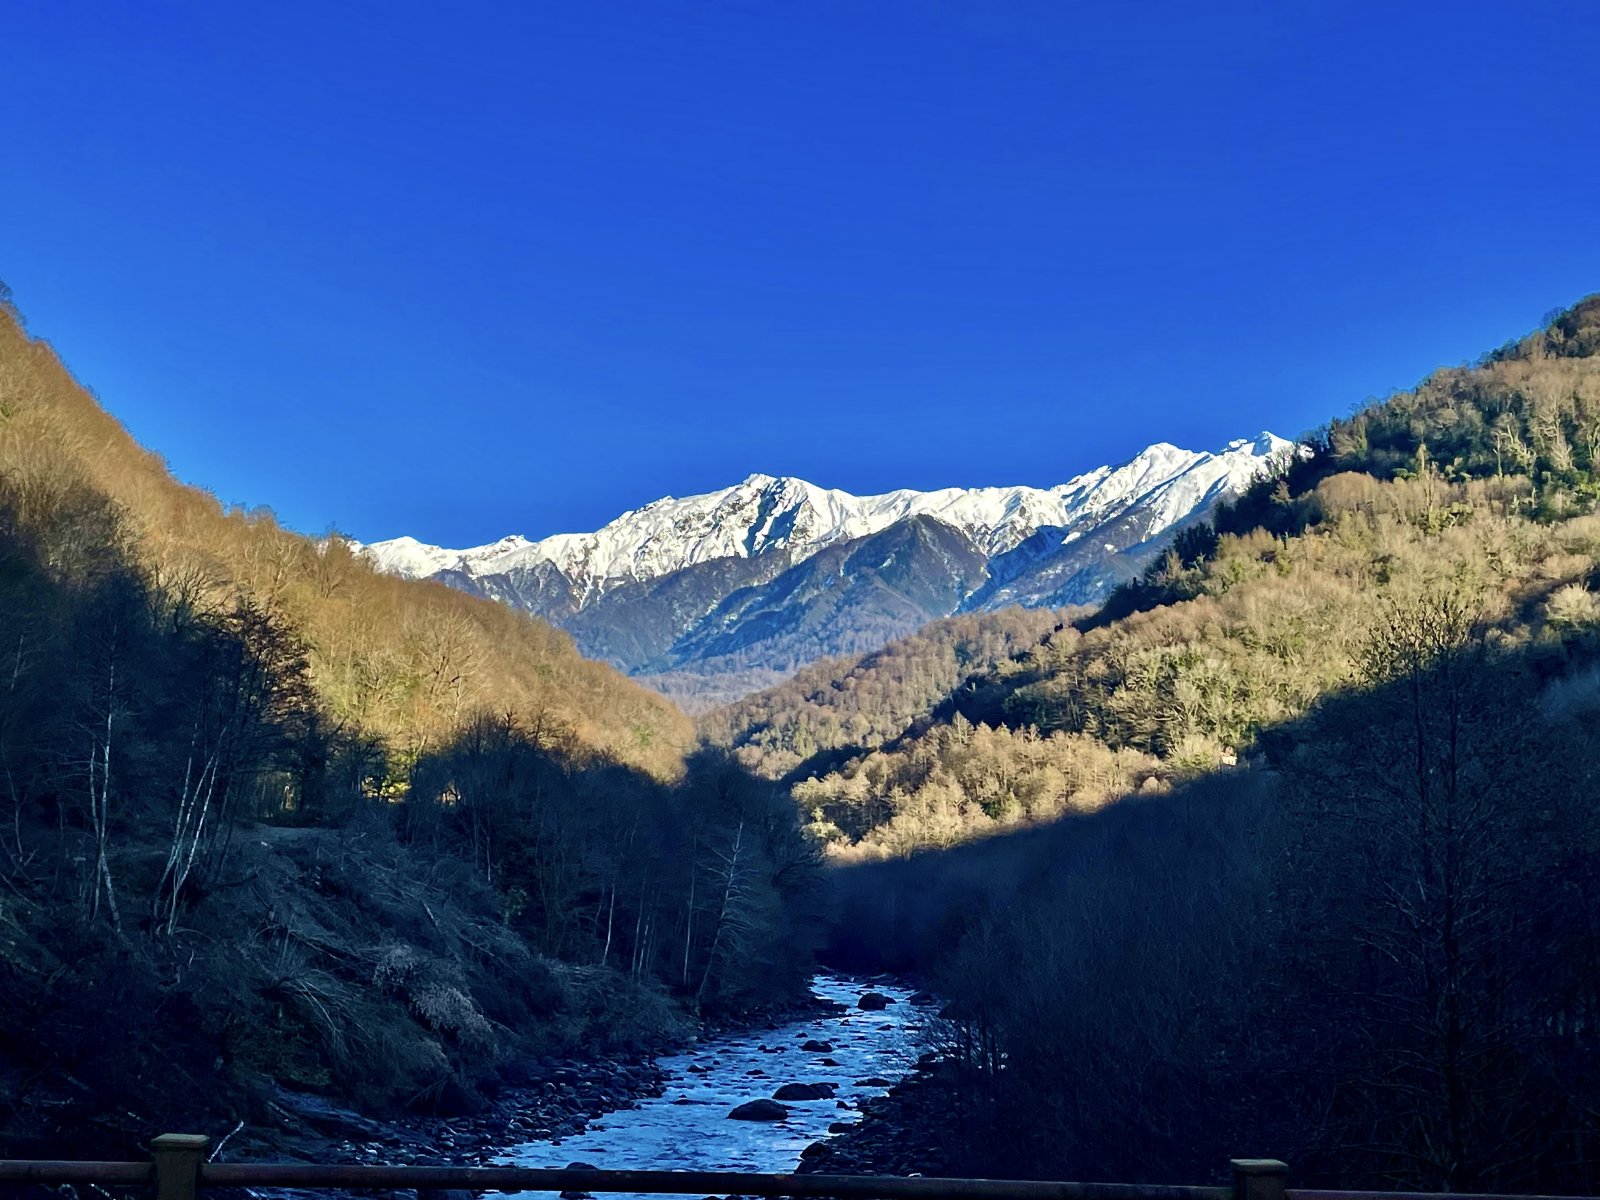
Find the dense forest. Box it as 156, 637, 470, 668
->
0, 291, 816, 1157
803, 295, 1600, 1191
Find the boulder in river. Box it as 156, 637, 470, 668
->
855, 1076, 893, 1087
801, 1142, 831, 1159
857, 992, 892, 1010
819, 1057, 840, 1066
729, 1099, 789, 1121
801, 1040, 833, 1052
909, 990, 939, 1007
773, 1082, 836, 1100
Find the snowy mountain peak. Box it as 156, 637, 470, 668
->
1226, 431, 1291, 456
359, 434, 1291, 605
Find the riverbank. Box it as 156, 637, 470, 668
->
220, 977, 877, 1170
224, 1054, 669, 1167
794, 1052, 971, 1178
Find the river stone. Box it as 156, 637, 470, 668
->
801, 1040, 833, 1052
801, 1142, 831, 1159
829, 1120, 855, 1133
773, 1082, 835, 1101
855, 1076, 893, 1087
857, 992, 892, 1010
729, 1099, 789, 1121
908, 990, 939, 1006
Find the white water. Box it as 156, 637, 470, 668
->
495, 975, 924, 1185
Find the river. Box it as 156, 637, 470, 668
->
493, 975, 925, 1181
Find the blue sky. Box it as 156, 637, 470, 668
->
3, 2, 1598, 546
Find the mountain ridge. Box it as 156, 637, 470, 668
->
359, 433, 1292, 701
363, 432, 1289, 588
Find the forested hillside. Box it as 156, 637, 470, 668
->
829, 568, 1600, 1190
702, 606, 1069, 780
0, 293, 814, 1157
812, 295, 1600, 1192
731, 298, 1600, 860
0, 296, 690, 780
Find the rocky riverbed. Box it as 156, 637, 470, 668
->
241, 973, 937, 1182
491, 975, 928, 1185
249, 1055, 674, 1167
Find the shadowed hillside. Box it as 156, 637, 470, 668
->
823, 603, 1600, 1191
0, 291, 820, 1160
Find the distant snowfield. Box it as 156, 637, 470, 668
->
359, 434, 1293, 605
494, 975, 924, 1186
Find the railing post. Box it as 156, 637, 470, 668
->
151, 1134, 210, 1200
1232, 1158, 1288, 1200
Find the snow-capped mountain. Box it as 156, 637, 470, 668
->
365, 434, 1289, 596
358, 433, 1291, 704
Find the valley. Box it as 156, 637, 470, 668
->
5, 285, 1600, 1194
7, 7, 1600, 1198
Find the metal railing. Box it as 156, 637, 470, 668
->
0, 1139, 1594, 1200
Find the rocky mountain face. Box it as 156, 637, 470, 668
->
359, 434, 1291, 703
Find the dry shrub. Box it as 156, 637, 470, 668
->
373, 943, 496, 1050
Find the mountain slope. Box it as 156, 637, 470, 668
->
0, 300, 691, 776
363, 435, 1290, 699
747, 294, 1600, 860
800, 296, 1600, 1195
703, 605, 1069, 781
666, 514, 990, 668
